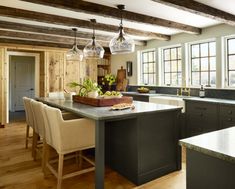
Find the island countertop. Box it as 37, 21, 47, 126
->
180, 127, 235, 163
37, 97, 182, 121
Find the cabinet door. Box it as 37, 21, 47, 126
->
64, 59, 80, 92
46, 51, 65, 92
186, 112, 204, 136
220, 105, 235, 129
186, 101, 219, 137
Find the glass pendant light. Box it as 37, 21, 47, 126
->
109, 5, 135, 54
83, 19, 105, 59
66, 28, 83, 61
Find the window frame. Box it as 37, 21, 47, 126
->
225, 36, 235, 88
188, 39, 216, 87
138, 49, 157, 85
162, 45, 182, 86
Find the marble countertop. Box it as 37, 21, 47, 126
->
123, 91, 235, 105
180, 127, 235, 163
37, 97, 182, 121
183, 97, 235, 105
121, 91, 161, 97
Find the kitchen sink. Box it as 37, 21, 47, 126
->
149, 95, 190, 112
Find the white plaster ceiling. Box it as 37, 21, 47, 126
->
0, 0, 234, 41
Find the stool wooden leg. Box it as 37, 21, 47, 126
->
57, 154, 64, 189
43, 142, 51, 178
42, 138, 47, 173
32, 131, 39, 160
25, 125, 30, 149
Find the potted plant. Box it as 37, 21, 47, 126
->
102, 74, 116, 91
68, 78, 102, 98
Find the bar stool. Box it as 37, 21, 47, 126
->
23, 97, 35, 149
42, 105, 95, 189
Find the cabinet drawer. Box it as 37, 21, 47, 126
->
220, 105, 235, 117
220, 116, 235, 129
186, 101, 217, 115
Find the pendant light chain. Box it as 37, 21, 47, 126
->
120, 7, 123, 26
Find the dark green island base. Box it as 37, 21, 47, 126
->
37, 98, 182, 188
105, 110, 182, 185
180, 127, 235, 189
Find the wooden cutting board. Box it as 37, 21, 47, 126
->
73, 95, 133, 107
116, 66, 127, 91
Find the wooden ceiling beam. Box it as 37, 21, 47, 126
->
0, 21, 146, 46
0, 6, 170, 41
21, 0, 201, 34
152, 0, 235, 26
0, 38, 111, 52
0, 29, 111, 47
0, 20, 109, 41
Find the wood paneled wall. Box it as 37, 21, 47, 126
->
0, 44, 99, 124
0, 47, 7, 125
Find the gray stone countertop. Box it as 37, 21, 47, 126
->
123, 92, 235, 105
121, 91, 162, 97
183, 97, 235, 105
180, 127, 235, 163
37, 97, 181, 121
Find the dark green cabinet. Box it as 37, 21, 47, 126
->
219, 105, 235, 129
123, 94, 149, 102
185, 101, 219, 137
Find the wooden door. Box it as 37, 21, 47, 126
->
10, 56, 35, 111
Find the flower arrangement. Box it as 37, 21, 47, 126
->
68, 78, 102, 97
102, 74, 116, 86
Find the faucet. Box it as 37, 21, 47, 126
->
177, 87, 190, 96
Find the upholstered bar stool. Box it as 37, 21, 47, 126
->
23, 97, 35, 149
43, 105, 95, 189
30, 100, 46, 161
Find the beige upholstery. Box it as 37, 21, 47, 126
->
30, 100, 45, 138
23, 97, 34, 129
23, 97, 35, 149
42, 105, 95, 189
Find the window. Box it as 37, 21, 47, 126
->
227, 38, 235, 87
140, 50, 156, 85
190, 41, 216, 87
163, 47, 182, 85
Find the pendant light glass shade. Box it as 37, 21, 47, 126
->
66, 28, 83, 61
83, 19, 105, 59
109, 5, 135, 54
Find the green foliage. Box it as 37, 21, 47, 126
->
68, 78, 102, 97
102, 74, 116, 86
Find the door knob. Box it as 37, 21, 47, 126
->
30, 88, 34, 91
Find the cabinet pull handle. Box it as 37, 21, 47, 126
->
228, 118, 232, 122
228, 110, 232, 114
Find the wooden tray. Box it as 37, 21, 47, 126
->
73, 95, 133, 107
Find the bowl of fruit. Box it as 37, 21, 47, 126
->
137, 87, 149, 93
102, 91, 123, 99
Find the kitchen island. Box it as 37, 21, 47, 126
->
180, 127, 235, 189
37, 97, 182, 188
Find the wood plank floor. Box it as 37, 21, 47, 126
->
0, 121, 186, 189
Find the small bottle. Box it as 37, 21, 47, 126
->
199, 85, 205, 98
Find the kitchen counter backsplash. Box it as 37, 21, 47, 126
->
126, 85, 235, 100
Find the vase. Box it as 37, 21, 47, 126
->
87, 91, 99, 98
